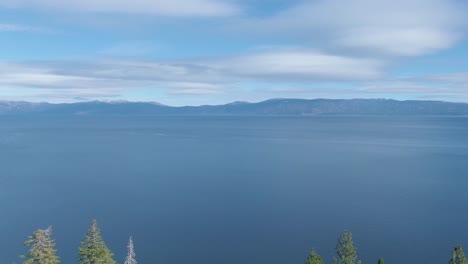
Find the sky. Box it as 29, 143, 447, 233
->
0, 0, 468, 106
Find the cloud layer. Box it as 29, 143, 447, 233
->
0, 50, 384, 100
243, 0, 466, 56
1, 0, 468, 104
2, 56, 467, 104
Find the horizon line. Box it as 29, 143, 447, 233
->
2, 97, 468, 108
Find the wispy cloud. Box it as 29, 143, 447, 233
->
0, 49, 384, 90
0, 0, 240, 16
7, 51, 467, 103
422, 73, 468, 83
239, 0, 467, 56
0, 49, 387, 102
203, 50, 384, 80
0, 23, 41, 32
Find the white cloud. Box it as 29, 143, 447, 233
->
0, 50, 384, 89
0, 60, 226, 101
0, 50, 385, 101
337, 27, 458, 56
0, 0, 239, 16
242, 0, 466, 56
3, 51, 468, 104
205, 50, 384, 80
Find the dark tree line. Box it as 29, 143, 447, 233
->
21, 223, 466, 264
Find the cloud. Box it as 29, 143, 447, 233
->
0, 60, 227, 101
0, 49, 386, 101
0, 51, 383, 88
3, 51, 467, 104
241, 0, 466, 56
0, 0, 239, 16
0, 88, 123, 103
256, 80, 468, 103
337, 27, 459, 56
204, 50, 384, 80
0, 23, 40, 32
2, 62, 468, 104
423, 73, 468, 83
0, 50, 384, 88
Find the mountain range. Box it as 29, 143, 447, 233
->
1, 98, 468, 116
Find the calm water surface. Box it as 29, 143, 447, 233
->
0, 116, 467, 264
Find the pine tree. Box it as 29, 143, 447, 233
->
124, 237, 137, 264
333, 231, 360, 264
306, 249, 323, 264
377, 257, 384, 264
78, 219, 116, 264
450, 245, 467, 264
22, 226, 60, 264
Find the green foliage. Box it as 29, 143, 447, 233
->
22, 226, 60, 264
378, 257, 384, 264
78, 219, 116, 264
306, 249, 323, 264
450, 245, 467, 264
333, 231, 360, 264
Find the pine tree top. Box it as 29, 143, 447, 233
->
306, 249, 323, 264
78, 219, 116, 264
22, 226, 60, 264
334, 231, 360, 264
450, 245, 467, 264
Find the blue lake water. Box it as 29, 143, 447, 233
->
1, 116, 467, 264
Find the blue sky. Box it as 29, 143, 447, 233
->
0, 0, 467, 105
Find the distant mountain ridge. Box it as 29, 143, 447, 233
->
1, 98, 468, 116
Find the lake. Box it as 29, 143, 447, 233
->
0, 116, 467, 264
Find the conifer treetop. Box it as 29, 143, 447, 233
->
78, 219, 116, 264
450, 245, 468, 264
306, 249, 323, 264
124, 237, 137, 264
333, 231, 361, 264
22, 226, 60, 264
